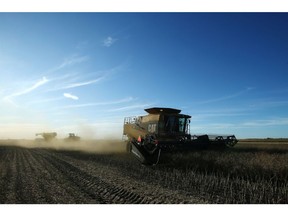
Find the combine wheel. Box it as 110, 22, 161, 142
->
225, 136, 238, 147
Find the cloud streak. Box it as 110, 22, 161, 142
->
242, 118, 288, 127
107, 104, 152, 112
54, 55, 89, 71
47, 61, 128, 92
195, 87, 255, 105
63, 93, 79, 100
43, 54, 90, 77
58, 97, 134, 109
60, 78, 103, 90
3, 77, 49, 103
103, 36, 117, 47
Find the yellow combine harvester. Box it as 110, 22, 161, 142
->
123, 107, 237, 165
35, 132, 57, 142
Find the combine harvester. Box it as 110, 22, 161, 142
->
35, 132, 57, 142
64, 133, 80, 142
123, 107, 238, 165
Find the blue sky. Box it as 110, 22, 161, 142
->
0, 13, 288, 139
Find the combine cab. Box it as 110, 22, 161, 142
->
123, 107, 237, 165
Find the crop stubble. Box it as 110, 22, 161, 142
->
0, 144, 205, 204
0, 139, 288, 204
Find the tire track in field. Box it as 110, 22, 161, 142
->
0, 146, 205, 204
14, 148, 36, 203
15, 148, 68, 203
44, 150, 205, 204
0, 147, 31, 203
13, 148, 54, 203
37, 149, 148, 203
1, 147, 97, 204
29, 148, 98, 203
0, 147, 19, 203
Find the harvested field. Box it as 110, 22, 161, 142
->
0, 139, 288, 204
0, 140, 206, 204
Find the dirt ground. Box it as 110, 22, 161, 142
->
0, 140, 205, 204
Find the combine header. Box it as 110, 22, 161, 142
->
123, 107, 237, 165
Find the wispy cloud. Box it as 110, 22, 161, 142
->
188, 107, 255, 121
44, 55, 89, 76
60, 78, 103, 90
195, 87, 255, 105
103, 36, 117, 47
242, 118, 288, 127
249, 99, 288, 109
44, 62, 127, 93
58, 97, 134, 109
63, 93, 79, 100
3, 77, 49, 103
55, 55, 89, 71
107, 104, 152, 112
46, 63, 123, 92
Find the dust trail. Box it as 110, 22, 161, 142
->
0, 139, 127, 154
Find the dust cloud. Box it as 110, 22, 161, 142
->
0, 139, 127, 154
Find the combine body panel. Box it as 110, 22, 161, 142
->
123, 107, 237, 165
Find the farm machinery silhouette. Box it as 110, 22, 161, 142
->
35, 132, 80, 142
123, 107, 238, 165
35, 132, 57, 142
64, 133, 80, 142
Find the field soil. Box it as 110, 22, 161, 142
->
0, 140, 205, 204
1, 139, 288, 204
